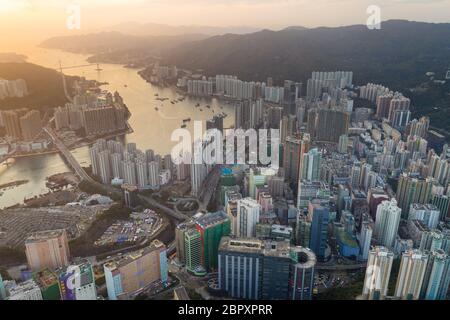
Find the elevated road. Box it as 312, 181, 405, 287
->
198, 165, 222, 211
138, 194, 190, 222
316, 263, 366, 271
44, 126, 96, 184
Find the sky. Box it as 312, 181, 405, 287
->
1, 0, 450, 50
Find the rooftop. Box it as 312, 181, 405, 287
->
33, 269, 58, 289
196, 211, 229, 229
25, 229, 66, 243
104, 240, 165, 271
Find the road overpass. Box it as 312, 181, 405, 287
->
44, 126, 96, 184
138, 194, 190, 222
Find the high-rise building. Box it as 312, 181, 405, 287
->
184, 228, 203, 275
308, 108, 350, 143
421, 249, 450, 300
430, 194, 450, 221
236, 198, 261, 238
289, 247, 316, 300
104, 240, 168, 300
362, 246, 394, 300
397, 174, 434, 218
308, 200, 329, 261
122, 160, 137, 186
3, 110, 22, 140
19, 110, 42, 141
376, 94, 393, 119
7, 279, 43, 300
218, 238, 263, 299
408, 204, 440, 230
97, 150, 111, 184
195, 211, 231, 271
218, 237, 317, 300
301, 148, 322, 182
58, 260, 97, 300
122, 184, 138, 208
25, 229, 70, 272
374, 199, 402, 249
394, 250, 429, 300
175, 221, 196, 265
148, 160, 160, 189
338, 134, 349, 154
358, 220, 373, 261
295, 214, 311, 248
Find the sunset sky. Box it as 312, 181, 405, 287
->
1, 0, 450, 50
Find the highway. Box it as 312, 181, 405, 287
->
138, 194, 190, 221
198, 165, 222, 211
316, 263, 366, 271
44, 126, 96, 184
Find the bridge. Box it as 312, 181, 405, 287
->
44, 126, 96, 184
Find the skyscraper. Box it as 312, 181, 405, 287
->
195, 211, 231, 271
289, 247, 316, 300
184, 228, 203, 275
104, 240, 168, 300
362, 246, 394, 300
236, 198, 261, 238
396, 174, 434, 218
421, 249, 450, 300
3, 110, 22, 140
374, 199, 401, 249
218, 238, 263, 300
394, 250, 429, 300
308, 200, 329, 261
25, 229, 70, 272
301, 148, 322, 182
19, 110, 42, 141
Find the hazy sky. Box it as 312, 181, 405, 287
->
1, 0, 450, 50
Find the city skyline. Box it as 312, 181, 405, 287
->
1, 0, 450, 305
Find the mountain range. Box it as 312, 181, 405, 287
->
162, 20, 450, 91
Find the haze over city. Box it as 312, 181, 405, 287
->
1, 0, 450, 50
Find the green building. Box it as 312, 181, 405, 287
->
196, 211, 231, 272
33, 269, 61, 300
